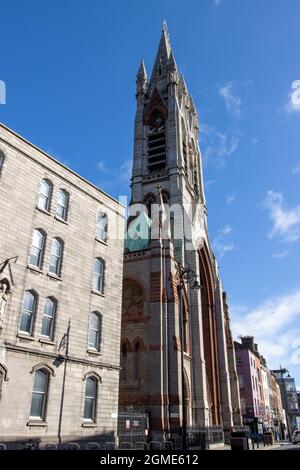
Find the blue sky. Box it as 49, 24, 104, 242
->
1, 0, 300, 387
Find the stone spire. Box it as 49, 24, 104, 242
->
150, 20, 172, 84
136, 60, 148, 96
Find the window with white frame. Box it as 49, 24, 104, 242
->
96, 211, 108, 242
37, 179, 52, 211
30, 369, 49, 420
20, 290, 37, 334
29, 229, 45, 268
41, 297, 56, 339
83, 376, 97, 421
92, 258, 104, 293
49, 238, 63, 276
56, 189, 69, 220
0, 151, 4, 175
88, 311, 102, 350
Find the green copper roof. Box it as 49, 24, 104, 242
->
124, 212, 152, 253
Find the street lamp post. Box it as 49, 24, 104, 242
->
177, 262, 201, 450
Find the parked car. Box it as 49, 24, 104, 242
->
292, 430, 300, 444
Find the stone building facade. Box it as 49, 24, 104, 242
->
0, 123, 125, 447
119, 23, 242, 440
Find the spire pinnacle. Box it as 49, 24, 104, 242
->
179, 73, 188, 95
136, 60, 148, 97
150, 21, 173, 85
137, 60, 147, 80
162, 19, 168, 33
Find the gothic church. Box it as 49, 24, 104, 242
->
119, 22, 242, 440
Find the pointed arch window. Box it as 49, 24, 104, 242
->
96, 211, 108, 242
88, 311, 102, 351
30, 369, 49, 420
93, 258, 105, 294
29, 229, 45, 268
147, 110, 166, 172
84, 376, 97, 421
56, 189, 69, 220
49, 238, 63, 276
181, 120, 188, 176
134, 342, 141, 381
38, 179, 52, 211
146, 197, 155, 220
121, 342, 128, 382
41, 297, 56, 339
20, 290, 37, 334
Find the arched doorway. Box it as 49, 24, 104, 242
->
198, 247, 221, 425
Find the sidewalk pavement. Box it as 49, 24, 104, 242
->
254, 440, 291, 451
213, 440, 291, 451
189, 440, 291, 451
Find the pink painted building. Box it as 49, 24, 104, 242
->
234, 337, 264, 433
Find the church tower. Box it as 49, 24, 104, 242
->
119, 22, 241, 442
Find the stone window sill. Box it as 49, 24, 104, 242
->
91, 289, 105, 297
82, 421, 98, 428
47, 272, 62, 281
17, 332, 35, 341
36, 206, 51, 216
27, 420, 48, 427
95, 237, 108, 246
54, 215, 68, 225
27, 264, 43, 274
39, 337, 56, 346
87, 348, 102, 356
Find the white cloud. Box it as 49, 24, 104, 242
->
219, 82, 242, 118
292, 164, 300, 175
213, 224, 234, 258
286, 80, 300, 113
205, 179, 217, 190
226, 194, 235, 205
97, 161, 107, 173
120, 159, 132, 184
272, 250, 290, 259
221, 224, 233, 236
233, 289, 300, 337
213, 240, 234, 258
200, 123, 239, 167
262, 191, 300, 243
232, 289, 300, 372
97, 159, 132, 192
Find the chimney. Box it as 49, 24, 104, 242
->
241, 336, 255, 352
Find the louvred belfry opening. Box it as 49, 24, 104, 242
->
147, 112, 166, 172
144, 87, 168, 173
